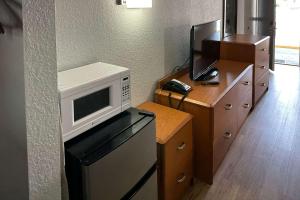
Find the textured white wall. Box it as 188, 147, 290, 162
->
23, 0, 61, 199
56, 0, 165, 105
191, 0, 223, 25
3, 0, 223, 199
56, 0, 222, 106
163, 0, 191, 74
0, 0, 29, 198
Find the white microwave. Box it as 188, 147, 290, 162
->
58, 62, 131, 141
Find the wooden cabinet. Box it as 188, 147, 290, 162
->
213, 85, 238, 142
154, 60, 253, 184
254, 72, 269, 103
212, 68, 253, 173
237, 70, 253, 128
138, 102, 193, 200
213, 85, 238, 175
163, 124, 193, 200
220, 34, 270, 105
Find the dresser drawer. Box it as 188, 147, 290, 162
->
255, 39, 269, 53
164, 160, 193, 200
138, 102, 193, 199
238, 67, 253, 96
214, 86, 238, 142
255, 51, 269, 71
255, 38, 270, 69
237, 69, 253, 129
162, 120, 193, 200
213, 131, 234, 174
164, 120, 193, 168
237, 91, 252, 129
255, 63, 269, 82
254, 71, 269, 103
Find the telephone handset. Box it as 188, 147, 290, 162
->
162, 79, 192, 95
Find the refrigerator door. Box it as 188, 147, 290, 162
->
131, 171, 158, 200
82, 119, 156, 200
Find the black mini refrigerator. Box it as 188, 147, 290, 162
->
65, 108, 157, 200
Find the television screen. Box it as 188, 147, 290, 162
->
189, 20, 222, 81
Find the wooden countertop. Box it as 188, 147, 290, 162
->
138, 102, 192, 144
155, 60, 253, 108
222, 34, 270, 45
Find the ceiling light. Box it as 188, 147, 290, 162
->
117, 0, 152, 8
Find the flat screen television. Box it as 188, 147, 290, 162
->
189, 20, 223, 81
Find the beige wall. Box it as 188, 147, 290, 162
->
191, 0, 223, 25
56, 0, 223, 106
0, 0, 223, 199
23, 0, 61, 199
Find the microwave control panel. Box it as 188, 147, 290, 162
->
122, 76, 130, 102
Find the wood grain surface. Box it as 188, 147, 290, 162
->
220, 35, 270, 106
184, 65, 300, 200
137, 102, 192, 144
156, 60, 253, 108
155, 63, 253, 184
162, 120, 193, 200
155, 91, 214, 183
222, 34, 270, 45
138, 102, 193, 200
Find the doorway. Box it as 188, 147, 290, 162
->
240, 0, 277, 70
223, 0, 238, 36
275, 0, 300, 66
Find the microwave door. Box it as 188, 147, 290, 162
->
73, 87, 110, 122
61, 79, 122, 141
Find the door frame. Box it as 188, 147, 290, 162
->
222, 0, 238, 37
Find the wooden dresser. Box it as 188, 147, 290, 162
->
138, 102, 193, 200
220, 34, 270, 105
154, 60, 253, 184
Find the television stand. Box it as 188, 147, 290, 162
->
195, 67, 219, 81
155, 60, 253, 184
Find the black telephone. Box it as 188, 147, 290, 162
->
162, 79, 192, 95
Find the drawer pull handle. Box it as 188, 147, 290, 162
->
260, 66, 267, 69
224, 104, 233, 110
177, 142, 186, 150
243, 104, 250, 108
242, 81, 250, 86
223, 132, 232, 139
260, 83, 267, 87
177, 174, 186, 183
261, 48, 267, 52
